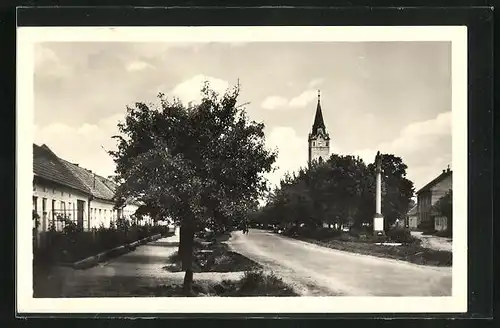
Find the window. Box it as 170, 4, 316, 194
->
326, 141, 329, 147
312, 142, 315, 146
42, 198, 47, 215
61, 201, 66, 216
33, 196, 38, 213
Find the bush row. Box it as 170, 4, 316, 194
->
34, 219, 172, 265
282, 225, 420, 245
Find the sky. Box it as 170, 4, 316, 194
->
34, 41, 452, 193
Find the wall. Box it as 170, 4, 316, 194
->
434, 216, 448, 231
309, 135, 330, 164
33, 179, 90, 232
407, 215, 420, 229
430, 174, 452, 205
417, 191, 432, 224
122, 203, 139, 220
89, 198, 118, 229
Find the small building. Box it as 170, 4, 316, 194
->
416, 167, 452, 231
33, 144, 141, 235
406, 204, 419, 230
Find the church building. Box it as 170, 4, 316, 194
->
308, 90, 330, 166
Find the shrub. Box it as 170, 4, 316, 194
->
418, 220, 435, 234
386, 227, 419, 244
435, 229, 452, 238
34, 220, 168, 265
238, 270, 296, 296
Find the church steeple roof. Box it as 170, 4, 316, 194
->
312, 90, 326, 134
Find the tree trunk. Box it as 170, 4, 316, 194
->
179, 224, 195, 295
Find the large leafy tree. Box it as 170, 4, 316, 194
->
109, 82, 276, 293
257, 153, 414, 233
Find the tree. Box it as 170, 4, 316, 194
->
255, 152, 414, 235
433, 189, 452, 235
109, 82, 277, 294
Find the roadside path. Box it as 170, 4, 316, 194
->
36, 233, 242, 297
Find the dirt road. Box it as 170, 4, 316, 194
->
227, 229, 452, 297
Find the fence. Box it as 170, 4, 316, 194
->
33, 220, 172, 265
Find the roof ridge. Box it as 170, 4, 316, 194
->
33, 144, 91, 194
416, 169, 452, 194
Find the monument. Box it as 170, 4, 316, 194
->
373, 151, 385, 235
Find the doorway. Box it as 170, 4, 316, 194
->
77, 200, 85, 231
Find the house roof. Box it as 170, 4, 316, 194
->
60, 159, 115, 201
33, 143, 143, 205
33, 144, 90, 194
416, 169, 452, 195
407, 204, 418, 216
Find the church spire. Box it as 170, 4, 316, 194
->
312, 89, 326, 134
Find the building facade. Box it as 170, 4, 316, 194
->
406, 204, 419, 230
416, 167, 452, 231
33, 144, 142, 235
308, 90, 330, 166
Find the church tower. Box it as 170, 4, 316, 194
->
308, 90, 330, 166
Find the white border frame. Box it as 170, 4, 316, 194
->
16, 26, 468, 314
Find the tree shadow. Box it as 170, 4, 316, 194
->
148, 241, 179, 247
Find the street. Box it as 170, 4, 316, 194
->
227, 229, 452, 297
36, 229, 452, 298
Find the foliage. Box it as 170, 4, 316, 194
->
132, 271, 298, 297
433, 189, 452, 236
34, 223, 172, 265
298, 238, 451, 267
33, 210, 40, 229
418, 220, 436, 234
386, 227, 420, 244
108, 82, 276, 292
237, 270, 297, 296
255, 153, 415, 234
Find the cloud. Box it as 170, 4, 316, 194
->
168, 74, 230, 105
261, 89, 319, 111
351, 111, 452, 191
261, 96, 288, 110
126, 60, 154, 72
308, 78, 324, 88
289, 89, 318, 108
34, 113, 125, 178
265, 127, 308, 188
34, 44, 72, 78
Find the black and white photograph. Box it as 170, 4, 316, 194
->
17, 26, 467, 314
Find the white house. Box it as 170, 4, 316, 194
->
33, 144, 142, 235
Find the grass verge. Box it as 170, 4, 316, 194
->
134, 270, 298, 297
294, 236, 452, 267
163, 233, 262, 273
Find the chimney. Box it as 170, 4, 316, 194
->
93, 173, 96, 189
447, 165, 451, 173
442, 169, 446, 174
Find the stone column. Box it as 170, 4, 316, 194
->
373, 151, 385, 235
